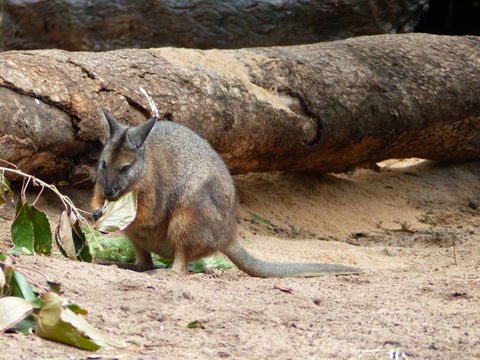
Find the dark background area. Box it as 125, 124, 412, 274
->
416, 0, 480, 35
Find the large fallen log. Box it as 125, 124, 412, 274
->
0, 33, 479, 183
3, 0, 429, 51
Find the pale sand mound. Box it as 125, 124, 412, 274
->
1, 160, 479, 359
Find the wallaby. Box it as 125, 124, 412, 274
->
92, 109, 361, 277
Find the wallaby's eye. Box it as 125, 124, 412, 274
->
120, 165, 131, 174
101, 160, 107, 169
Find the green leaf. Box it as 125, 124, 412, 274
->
152, 256, 173, 268
55, 210, 92, 262
0, 296, 33, 333
47, 281, 63, 294
11, 270, 43, 308
10, 198, 52, 255
11, 315, 36, 334
94, 191, 137, 233
72, 221, 92, 262
67, 304, 89, 316
11, 271, 36, 302
35, 292, 126, 350
30, 206, 52, 255
11, 199, 35, 254
186, 320, 203, 329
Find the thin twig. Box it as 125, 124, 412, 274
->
139, 86, 159, 118
0, 159, 18, 169
32, 185, 45, 207
17, 270, 49, 294
21, 176, 31, 199
10, 264, 51, 283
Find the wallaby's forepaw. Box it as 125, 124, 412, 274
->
92, 209, 103, 221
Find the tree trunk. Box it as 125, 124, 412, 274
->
3, 0, 428, 51
0, 33, 479, 183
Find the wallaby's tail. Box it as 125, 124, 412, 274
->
223, 240, 361, 278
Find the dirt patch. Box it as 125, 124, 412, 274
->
1, 160, 480, 359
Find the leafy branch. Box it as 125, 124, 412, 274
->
1, 164, 92, 227
0, 163, 123, 349
0, 163, 98, 260
0, 253, 125, 349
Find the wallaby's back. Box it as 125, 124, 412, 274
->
93, 111, 361, 277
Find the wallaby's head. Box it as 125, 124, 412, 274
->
97, 109, 157, 200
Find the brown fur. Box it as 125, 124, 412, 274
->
91, 184, 105, 211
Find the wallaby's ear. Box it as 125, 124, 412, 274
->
100, 108, 123, 141
126, 116, 158, 149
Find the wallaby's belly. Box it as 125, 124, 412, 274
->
125, 223, 175, 259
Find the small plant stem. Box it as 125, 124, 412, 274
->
139, 86, 159, 118
0, 166, 93, 230
32, 186, 45, 207
0, 159, 18, 168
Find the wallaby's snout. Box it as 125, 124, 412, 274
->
103, 185, 119, 200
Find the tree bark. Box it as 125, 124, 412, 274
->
3, 0, 428, 51
0, 33, 479, 183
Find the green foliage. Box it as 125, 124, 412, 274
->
0, 163, 233, 350
11, 316, 36, 334
87, 231, 136, 264
188, 256, 234, 273
11, 271, 43, 308
0, 253, 125, 350
11, 198, 52, 255
186, 320, 204, 329
10, 200, 35, 253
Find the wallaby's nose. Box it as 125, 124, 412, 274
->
103, 187, 117, 199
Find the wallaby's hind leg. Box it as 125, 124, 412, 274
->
170, 247, 189, 274
132, 242, 154, 271
166, 208, 195, 275
166, 207, 216, 275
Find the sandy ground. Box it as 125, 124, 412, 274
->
1, 159, 479, 359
